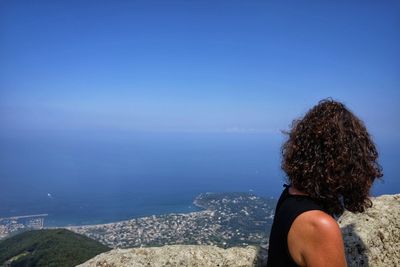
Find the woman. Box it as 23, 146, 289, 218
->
267, 99, 383, 267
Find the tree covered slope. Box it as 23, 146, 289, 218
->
0, 229, 110, 267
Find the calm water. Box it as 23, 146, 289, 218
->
0, 132, 398, 226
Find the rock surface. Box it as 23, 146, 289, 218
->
78, 194, 399, 267
76, 244, 267, 267
338, 194, 400, 267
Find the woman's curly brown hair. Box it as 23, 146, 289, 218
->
281, 99, 383, 215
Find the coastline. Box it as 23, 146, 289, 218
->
59, 192, 275, 248
48, 197, 208, 229
47, 192, 220, 228
2, 191, 276, 246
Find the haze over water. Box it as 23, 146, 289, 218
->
0, 130, 398, 226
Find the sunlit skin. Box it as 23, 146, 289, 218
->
287, 186, 348, 267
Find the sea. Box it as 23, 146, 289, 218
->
0, 131, 398, 227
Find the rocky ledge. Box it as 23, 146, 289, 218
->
78, 194, 399, 267
77, 245, 267, 267
338, 194, 400, 267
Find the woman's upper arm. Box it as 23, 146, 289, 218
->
288, 210, 348, 267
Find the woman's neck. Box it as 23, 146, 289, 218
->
288, 185, 309, 196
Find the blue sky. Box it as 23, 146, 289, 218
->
1, 0, 399, 141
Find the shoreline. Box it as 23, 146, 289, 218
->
45, 192, 226, 228
47, 198, 208, 229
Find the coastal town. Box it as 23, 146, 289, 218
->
0, 214, 47, 239
0, 192, 276, 248
67, 192, 276, 248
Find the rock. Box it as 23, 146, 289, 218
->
338, 194, 400, 267
78, 194, 399, 267
76, 244, 268, 267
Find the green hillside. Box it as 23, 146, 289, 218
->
0, 229, 110, 267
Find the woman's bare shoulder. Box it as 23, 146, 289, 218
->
298, 210, 338, 231
288, 210, 347, 267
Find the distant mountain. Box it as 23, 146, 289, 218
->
0, 229, 110, 267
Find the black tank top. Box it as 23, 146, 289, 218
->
266, 184, 326, 267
